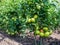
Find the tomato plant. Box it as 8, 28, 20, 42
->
0, 0, 60, 37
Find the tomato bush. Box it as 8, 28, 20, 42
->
0, 0, 60, 37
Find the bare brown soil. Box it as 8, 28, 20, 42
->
0, 30, 60, 45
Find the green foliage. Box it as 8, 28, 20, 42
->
0, 0, 22, 35
0, 0, 60, 35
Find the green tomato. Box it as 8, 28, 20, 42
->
36, 4, 41, 10
43, 27, 48, 31
44, 32, 50, 37
40, 32, 44, 37
31, 18, 35, 22
35, 30, 40, 35
34, 15, 38, 19
28, 19, 31, 23
41, 3, 44, 6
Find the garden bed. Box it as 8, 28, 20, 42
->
0, 30, 60, 45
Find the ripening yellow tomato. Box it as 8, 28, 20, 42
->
40, 29, 44, 32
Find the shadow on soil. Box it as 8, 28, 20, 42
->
0, 30, 60, 45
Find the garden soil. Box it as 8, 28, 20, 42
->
0, 30, 60, 45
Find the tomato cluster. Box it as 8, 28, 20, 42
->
27, 15, 38, 23
35, 27, 53, 37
